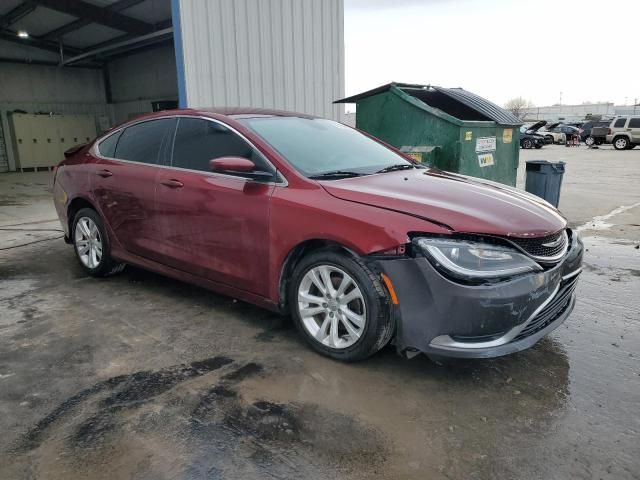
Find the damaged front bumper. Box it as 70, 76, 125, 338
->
374, 232, 583, 359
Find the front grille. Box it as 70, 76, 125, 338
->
514, 275, 579, 341
507, 230, 568, 261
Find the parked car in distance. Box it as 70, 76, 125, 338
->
549, 124, 581, 142
605, 116, 640, 150
519, 124, 545, 149
52, 108, 583, 362
536, 122, 566, 144
581, 119, 611, 146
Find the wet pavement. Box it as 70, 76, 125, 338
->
1, 146, 639, 479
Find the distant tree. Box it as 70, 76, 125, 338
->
505, 97, 534, 118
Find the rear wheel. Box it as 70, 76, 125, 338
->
289, 250, 393, 361
613, 136, 630, 150
585, 136, 595, 147
72, 208, 125, 277
522, 138, 533, 149
545, 135, 554, 144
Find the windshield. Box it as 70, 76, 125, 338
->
237, 116, 412, 177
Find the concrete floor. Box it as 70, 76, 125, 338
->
1, 144, 639, 480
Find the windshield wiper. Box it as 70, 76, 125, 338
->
309, 170, 365, 180
375, 163, 418, 174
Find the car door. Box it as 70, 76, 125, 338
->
93, 118, 176, 260
154, 116, 277, 297
627, 117, 640, 143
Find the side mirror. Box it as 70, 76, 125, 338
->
210, 156, 255, 173
209, 156, 275, 182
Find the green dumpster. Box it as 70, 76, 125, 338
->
335, 82, 523, 186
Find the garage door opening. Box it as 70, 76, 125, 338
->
0, 0, 178, 172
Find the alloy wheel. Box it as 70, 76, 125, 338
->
614, 138, 628, 150
297, 265, 367, 349
75, 217, 103, 269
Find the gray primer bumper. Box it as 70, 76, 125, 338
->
375, 233, 583, 359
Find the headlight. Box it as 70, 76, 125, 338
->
415, 238, 542, 281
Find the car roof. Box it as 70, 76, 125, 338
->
193, 107, 318, 120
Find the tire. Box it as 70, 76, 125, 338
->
72, 208, 125, 277
585, 136, 595, 147
545, 135, 554, 144
522, 139, 533, 149
288, 249, 393, 362
613, 136, 630, 150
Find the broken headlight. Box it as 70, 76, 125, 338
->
415, 238, 542, 281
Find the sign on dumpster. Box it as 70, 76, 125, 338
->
476, 136, 496, 153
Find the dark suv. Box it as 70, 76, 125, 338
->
581, 120, 611, 146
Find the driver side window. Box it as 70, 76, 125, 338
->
171, 117, 274, 178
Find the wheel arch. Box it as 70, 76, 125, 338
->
67, 196, 97, 238
278, 239, 360, 311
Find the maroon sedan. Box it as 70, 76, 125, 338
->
53, 108, 582, 361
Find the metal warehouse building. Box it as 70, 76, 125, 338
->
0, 0, 345, 172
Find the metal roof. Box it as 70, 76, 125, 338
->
335, 82, 522, 126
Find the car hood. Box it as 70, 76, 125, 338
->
525, 120, 547, 133
320, 168, 566, 237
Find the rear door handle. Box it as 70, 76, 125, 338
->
160, 179, 184, 188
96, 169, 113, 178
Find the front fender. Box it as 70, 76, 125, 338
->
268, 186, 450, 303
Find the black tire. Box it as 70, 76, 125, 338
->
545, 135, 554, 144
522, 139, 533, 149
288, 249, 393, 362
72, 208, 125, 277
613, 136, 630, 150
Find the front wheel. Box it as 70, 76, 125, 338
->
522, 139, 533, 149
72, 208, 125, 277
613, 137, 630, 150
289, 250, 394, 361
545, 135, 554, 144
585, 136, 595, 147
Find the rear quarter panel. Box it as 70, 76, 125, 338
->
53, 147, 96, 237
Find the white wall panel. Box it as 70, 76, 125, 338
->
176, 0, 344, 120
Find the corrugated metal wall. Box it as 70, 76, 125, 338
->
176, 0, 345, 121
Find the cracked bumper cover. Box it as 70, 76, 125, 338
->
375, 233, 583, 359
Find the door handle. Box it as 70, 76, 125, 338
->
160, 179, 184, 188
96, 169, 113, 178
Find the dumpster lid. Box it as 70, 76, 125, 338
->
334, 82, 522, 126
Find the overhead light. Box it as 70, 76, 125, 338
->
17, 30, 29, 38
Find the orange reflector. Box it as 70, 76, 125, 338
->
380, 273, 399, 305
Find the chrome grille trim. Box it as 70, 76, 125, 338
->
504, 230, 569, 264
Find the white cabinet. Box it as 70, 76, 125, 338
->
9, 113, 98, 170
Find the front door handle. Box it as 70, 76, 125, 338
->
96, 169, 113, 178
160, 179, 184, 188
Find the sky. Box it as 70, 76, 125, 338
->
344, 0, 640, 110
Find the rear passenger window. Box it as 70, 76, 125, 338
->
98, 130, 121, 158
613, 118, 627, 128
115, 119, 175, 165
171, 117, 274, 177
628, 118, 640, 128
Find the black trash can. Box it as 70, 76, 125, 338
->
525, 160, 565, 207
